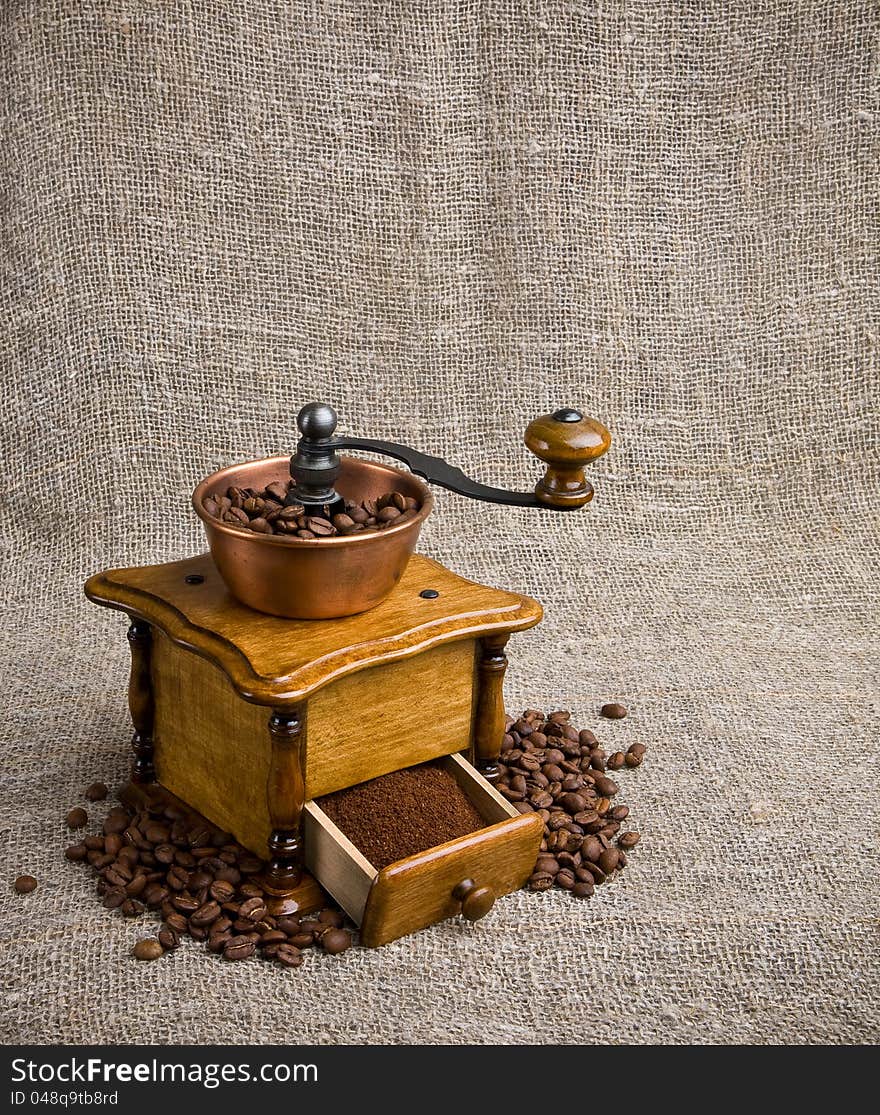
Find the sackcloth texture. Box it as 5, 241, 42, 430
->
1, 2, 877, 1046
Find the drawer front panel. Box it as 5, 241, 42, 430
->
304, 639, 477, 798
360, 811, 542, 947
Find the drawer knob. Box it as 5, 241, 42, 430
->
452, 878, 495, 922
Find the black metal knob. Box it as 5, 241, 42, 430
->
297, 402, 338, 441
288, 402, 344, 510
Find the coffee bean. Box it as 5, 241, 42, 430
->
208, 930, 232, 953
103, 888, 126, 909
607, 751, 626, 770
598, 847, 620, 874
275, 943, 304, 967
64, 844, 88, 862
289, 931, 316, 949
133, 938, 164, 961
600, 702, 627, 719
593, 775, 619, 797
276, 916, 301, 935
125, 875, 147, 898
528, 872, 555, 891
154, 844, 176, 865
555, 868, 575, 890
66, 808, 88, 830
158, 926, 181, 950
166, 866, 189, 891
320, 928, 352, 955
163, 911, 188, 933
559, 792, 587, 815
572, 881, 594, 899
258, 930, 287, 947
14, 875, 37, 894
534, 855, 560, 876
223, 938, 255, 961
190, 900, 221, 927
85, 782, 108, 801
143, 884, 169, 908
120, 898, 145, 917
581, 836, 603, 863
238, 896, 267, 923
171, 894, 200, 915
209, 879, 235, 903
618, 831, 641, 849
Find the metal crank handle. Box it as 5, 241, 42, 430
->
289, 403, 611, 511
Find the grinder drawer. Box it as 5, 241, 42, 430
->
303, 753, 543, 947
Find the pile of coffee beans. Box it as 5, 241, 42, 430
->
498, 707, 644, 898
62, 792, 353, 967
202, 480, 421, 540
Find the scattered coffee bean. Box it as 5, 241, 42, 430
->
289, 931, 316, 949
85, 782, 108, 802
158, 926, 180, 951
209, 879, 235, 903
598, 847, 620, 874
64, 844, 88, 862
275, 943, 304, 967
618, 831, 641, 849
133, 938, 164, 961
66, 808, 88, 830
600, 702, 628, 719
528, 872, 555, 891
320, 928, 353, 955
14, 875, 38, 894
223, 937, 255, 961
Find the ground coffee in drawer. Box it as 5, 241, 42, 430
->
318, 763, 486, 869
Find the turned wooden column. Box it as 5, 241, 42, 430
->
265, 704, 306, 890
126, 618, 155, 783
472, 633, 509, 783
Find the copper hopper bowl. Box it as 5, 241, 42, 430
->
193, 455, 433, 620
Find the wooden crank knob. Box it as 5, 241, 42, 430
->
452, 878, 495, 922
524, 408, 611, 509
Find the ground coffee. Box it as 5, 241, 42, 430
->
318, 763, 486, 869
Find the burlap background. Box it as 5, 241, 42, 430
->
1, 1, 877, 1046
